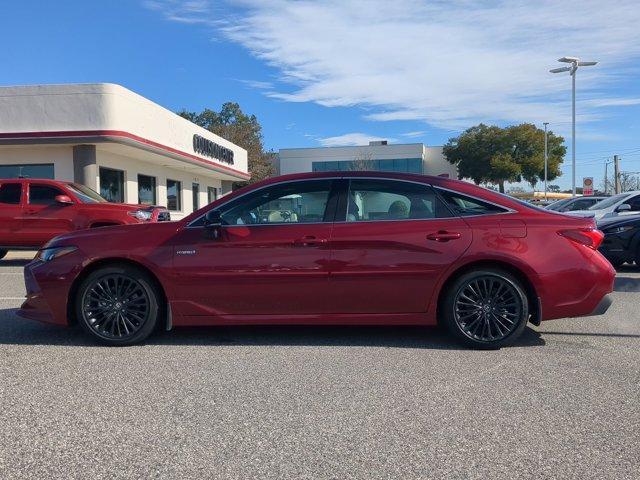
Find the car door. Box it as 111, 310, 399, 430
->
20, 183, 77, 246
170, 179, 339, 318
328, 178, 473, 314
0, 182, 26, 247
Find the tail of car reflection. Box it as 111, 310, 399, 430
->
557, 228, 604, 250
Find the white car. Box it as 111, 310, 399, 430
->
568, 191, 640, 221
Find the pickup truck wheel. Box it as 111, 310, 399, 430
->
75, 264, 160, 346
0, 249, 7, 260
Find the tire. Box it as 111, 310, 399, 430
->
75, 264, 161, 346
0, 249, 7, 260
441, 268, 529, 349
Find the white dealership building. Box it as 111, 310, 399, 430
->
0, 83, 249, 219
276, 141, 457, 178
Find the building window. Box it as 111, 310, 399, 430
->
0, 163, 54, 179
311, 158, 422, 174
192, 183, 200, 211
29, 184, 66, 205
99, 167, 125, 203
0, 183, 22, 204
138, 174, 157, 205
167, 179, 182, 211
207, 186, 218, 204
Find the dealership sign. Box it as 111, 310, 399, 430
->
193, 134, 234, 165
583, 177, 594, 196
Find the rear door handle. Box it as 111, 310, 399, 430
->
292, 235, 328, 247
427, 231, 462, 242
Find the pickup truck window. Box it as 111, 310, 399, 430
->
0, 183, 22, 204
29, 185, 65, 205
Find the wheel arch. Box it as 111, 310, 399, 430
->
67, 257, 169, 328
435, 259, 541, 326
88, 221, 123, 229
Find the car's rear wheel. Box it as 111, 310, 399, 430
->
75, 264, 160, 346
441, 269, 529, 349
0, 249, 7, 260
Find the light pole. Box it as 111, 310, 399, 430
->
543, 122, 549, 201
550, 56, 598, 197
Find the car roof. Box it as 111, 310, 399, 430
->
0, 178, 69, 184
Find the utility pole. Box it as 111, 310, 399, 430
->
604, 159, 610, 195
543, 122, 549, 201
614, 155, 621, 194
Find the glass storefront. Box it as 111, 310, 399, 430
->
0, 163, 54, 179
138, 174, 157, 205
99, 167, 125, 203
167, 179, 181, 211
311, 158, 423, 174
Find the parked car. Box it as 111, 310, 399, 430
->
19, 172, 615, 348
567, 190, 640, 221
598, 215, 640, 268
545, 196, 606, 212
0, 178, 170, 259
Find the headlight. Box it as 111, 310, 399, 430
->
128, 209, 153, 221
36, 246, 78, 262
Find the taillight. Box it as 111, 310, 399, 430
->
558, 228, 604, 250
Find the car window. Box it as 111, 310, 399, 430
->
0, 183, 22, 204
67, 183, 106, 203
567, 199, 596, 211
29, 184, 65, 205
625, 195, 640, 212
345, 179, 449, 222
436, 188, 508, 217
589, 193, 629, 210
220, 180, 334, 225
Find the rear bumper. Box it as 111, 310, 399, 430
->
589, 294, 612, 316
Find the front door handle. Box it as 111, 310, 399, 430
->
292, 236, 328, 247
427, 231, 461, 242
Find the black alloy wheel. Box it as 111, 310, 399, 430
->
76, 265, 160, 345
442, 269, 529, 348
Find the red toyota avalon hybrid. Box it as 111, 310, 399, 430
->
18, 172, 615, 348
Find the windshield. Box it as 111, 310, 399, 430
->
588, 193, 629, 210
67, 183, 107, 203
546, 199, 571, 211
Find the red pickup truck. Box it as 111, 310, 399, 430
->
0, 178, 170, 259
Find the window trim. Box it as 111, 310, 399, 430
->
186, 176, 517, 228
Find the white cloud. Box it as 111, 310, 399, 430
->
318, 133, 395, 147
401, 131, 426, 138
585, 98, 640, 108
148, 0, 640, 130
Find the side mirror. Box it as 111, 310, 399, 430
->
617, 203, 631, 212
55, 195, 74, 205
203, 210, 223, 239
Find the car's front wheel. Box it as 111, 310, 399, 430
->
0, 249, 7, 260
75, 264, 161, 346
441, 269, 529, 349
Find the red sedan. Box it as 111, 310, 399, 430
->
19, 172, 615, 348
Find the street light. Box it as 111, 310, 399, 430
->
543, 122, 549, 201
550, 56, 598, 197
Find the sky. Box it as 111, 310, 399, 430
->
1, 0, 640, 190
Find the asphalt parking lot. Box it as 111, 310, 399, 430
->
0, 252, 638, 479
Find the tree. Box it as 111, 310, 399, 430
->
179, 103, 274, 186
443, 123, 566, 193
548, 185, 560, 193
601, 171, 640, 193
349, 150, 376, 171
